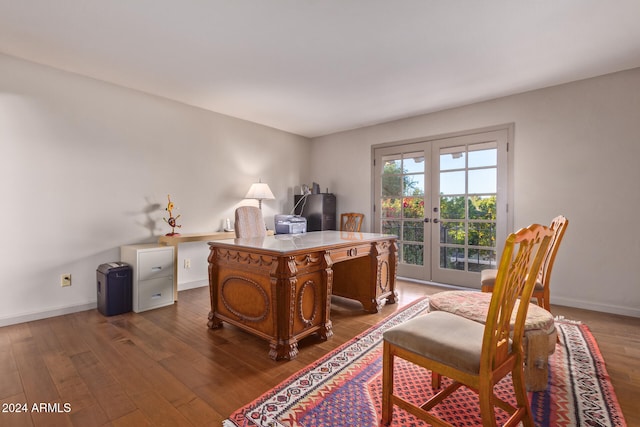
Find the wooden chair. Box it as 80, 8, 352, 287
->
428, 290, 557, 392
481, 215, 568, 310
234, 206, 266, 238
382, 224, 553, 427
340, 212, 364, 232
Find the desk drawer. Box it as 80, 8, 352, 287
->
138, 249, 173, 281
135, 277, 174, 312
329, 244, 372, 263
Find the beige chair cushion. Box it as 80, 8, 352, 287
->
480, 268, 498, 288
481, 268, 543, 291
428, 291, 555, 335
383, 311, 485, 375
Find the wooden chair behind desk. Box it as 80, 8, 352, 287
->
340, 213, 364, 232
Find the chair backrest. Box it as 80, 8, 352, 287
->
340, 212, 364, 232
234, 206, 267, 238
482, 223, 554, 370
537, 215, 569, 291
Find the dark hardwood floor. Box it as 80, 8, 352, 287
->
0, 280, 638, 426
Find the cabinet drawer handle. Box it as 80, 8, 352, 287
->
348, 248, 358, 257
151, 266, 162, 272
151, 293, 162, 299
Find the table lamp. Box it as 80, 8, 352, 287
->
245, 180, 275, 209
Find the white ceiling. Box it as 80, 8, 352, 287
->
2, 1, 640, 138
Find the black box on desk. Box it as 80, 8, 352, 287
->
294, 193, 336, 231
97, 262, 132, 316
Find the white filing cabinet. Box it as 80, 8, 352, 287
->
120, 244, 174, 313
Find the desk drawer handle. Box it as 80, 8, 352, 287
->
348, 248, 358, 257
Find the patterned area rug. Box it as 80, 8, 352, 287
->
224, 297, 626, 427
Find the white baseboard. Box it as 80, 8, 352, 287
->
0, 281, 210, 328
0, 302, 97, 328
177, 279, 208, 291
550, 295, 640, 318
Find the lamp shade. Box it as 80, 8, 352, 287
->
245, 182, 275, 200
245, 181, 275, 209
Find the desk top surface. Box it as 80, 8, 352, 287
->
209, 230, 396, 254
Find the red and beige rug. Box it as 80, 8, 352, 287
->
224, 297, 627, 427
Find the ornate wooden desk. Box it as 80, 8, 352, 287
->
207, 231, 398, 360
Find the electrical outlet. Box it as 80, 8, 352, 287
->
184, 259, 191, 269
61, 274, 71, 287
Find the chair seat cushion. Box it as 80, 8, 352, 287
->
428, 291, 555, 335
480, 269, 498, 288
481, 269, 543, 291
383, 310, 485, 375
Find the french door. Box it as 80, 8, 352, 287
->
373, 128, 511, 288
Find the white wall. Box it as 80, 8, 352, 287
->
3, 51, 638, 323
310, 67, 640, 318
0, 53, 311, 326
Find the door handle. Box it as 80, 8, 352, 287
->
432, 218, 440, 223
424, 218, 430, 223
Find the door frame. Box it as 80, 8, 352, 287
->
371, 123, 515, 287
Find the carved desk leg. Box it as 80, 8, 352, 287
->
270, 251, 332, 360
386, 239, 399, 305
366, 239, 399, 312
207, 246, 223, 329
269, 339, 299, 361
271, 262, 299, 361
321, 252, 334, 340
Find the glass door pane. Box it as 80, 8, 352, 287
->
378, 146, 430, 280
432, 135, 505, 287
